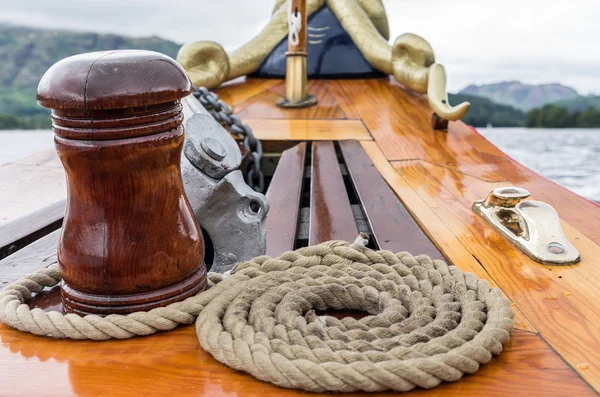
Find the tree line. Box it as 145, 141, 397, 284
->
451, 93, 600, 128
526, 104, 600, 128
0, 114, 51, 130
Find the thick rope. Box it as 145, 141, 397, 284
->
0, 235, 514, 392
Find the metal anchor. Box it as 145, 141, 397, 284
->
181, 95, 269, 273
473, 187, 580, 265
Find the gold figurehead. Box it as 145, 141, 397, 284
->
177, 0, 469, 121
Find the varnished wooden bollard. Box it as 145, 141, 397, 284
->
276, 0, 317, 108
37, 50, 207, 315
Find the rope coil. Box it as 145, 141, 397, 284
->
0, 235, 514, 392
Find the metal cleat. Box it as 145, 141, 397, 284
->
181, 95, 269, 273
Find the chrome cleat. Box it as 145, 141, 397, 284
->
473, 187, 580, 265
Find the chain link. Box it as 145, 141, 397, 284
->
192, 86, 265, 193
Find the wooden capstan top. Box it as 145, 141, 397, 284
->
37, 50, 191, 112
36, 50, 206, 315
37, 50, 192, 140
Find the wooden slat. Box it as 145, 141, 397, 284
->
265, 143, 306, 256
309, 141, 358, 244
235, 80, 347, 119
0, 150, 65, 251
339, 140, 443, 259
245, 119, 372, 142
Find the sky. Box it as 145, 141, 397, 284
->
1, 0, 599, 94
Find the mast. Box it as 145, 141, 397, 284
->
276, 0, 317, 108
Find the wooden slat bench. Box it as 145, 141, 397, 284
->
0, 140, 594, 396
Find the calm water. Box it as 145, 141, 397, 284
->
1, 128, 600, 201
478, 128, 600, 202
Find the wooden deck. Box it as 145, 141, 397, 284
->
1, 77, 600, 396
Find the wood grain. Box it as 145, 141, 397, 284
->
245, 118, 372, 141
338, 77, 600, 245
216, 77, 281, 108
235, 80, 347, 119
39, 50, 206, 315
339, 140, 443, 259
265, 143, 306, 256
0, 325, 593, 397
309, 141, 358, 244
392, 158, 600, 391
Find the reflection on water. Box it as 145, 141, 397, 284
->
1, 128, 599, 202
479, 128, 600, 202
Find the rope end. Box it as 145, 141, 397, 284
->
351, 233, 370, 250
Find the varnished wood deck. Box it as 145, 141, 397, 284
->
1, 77, 600, 396
217, 77, 600, 394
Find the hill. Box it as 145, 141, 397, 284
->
448, 93, 526, 127
0, 24, 181, 128
459, 81, 579, 111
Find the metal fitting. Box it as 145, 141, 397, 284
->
181, 95, 269, 273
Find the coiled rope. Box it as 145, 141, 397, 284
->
0, 235, 513, 392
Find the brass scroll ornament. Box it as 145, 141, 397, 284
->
473, 187, 580, 265
177, 0, 470, 121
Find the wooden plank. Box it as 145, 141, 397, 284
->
0, 150, 66, 250
361, 141, 537, 334
235, 80, 347, 119
339, 140, 443, 259
339, 78, 600, 246
245, 119, 372, 142
0, 325, 594, 397
309, 141, 358, 244
329, 80, 361, 119
265, 143, 306, 256
215, 77, 281, 108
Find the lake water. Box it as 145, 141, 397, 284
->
1, 128, 600, 202
478, 128, 600, 202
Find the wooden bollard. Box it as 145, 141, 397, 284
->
37, 50, 207, 315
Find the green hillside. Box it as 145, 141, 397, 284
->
448, 93, 526, 127
0, 24, 181, 128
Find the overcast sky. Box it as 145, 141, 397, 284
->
2, 0, 599, 94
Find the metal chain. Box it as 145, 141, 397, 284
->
192, 86, 265, 193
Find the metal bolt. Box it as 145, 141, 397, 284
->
201, 137, 226, 161
547, 242, 566, 255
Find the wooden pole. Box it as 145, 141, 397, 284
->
277, 0, 317, 108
